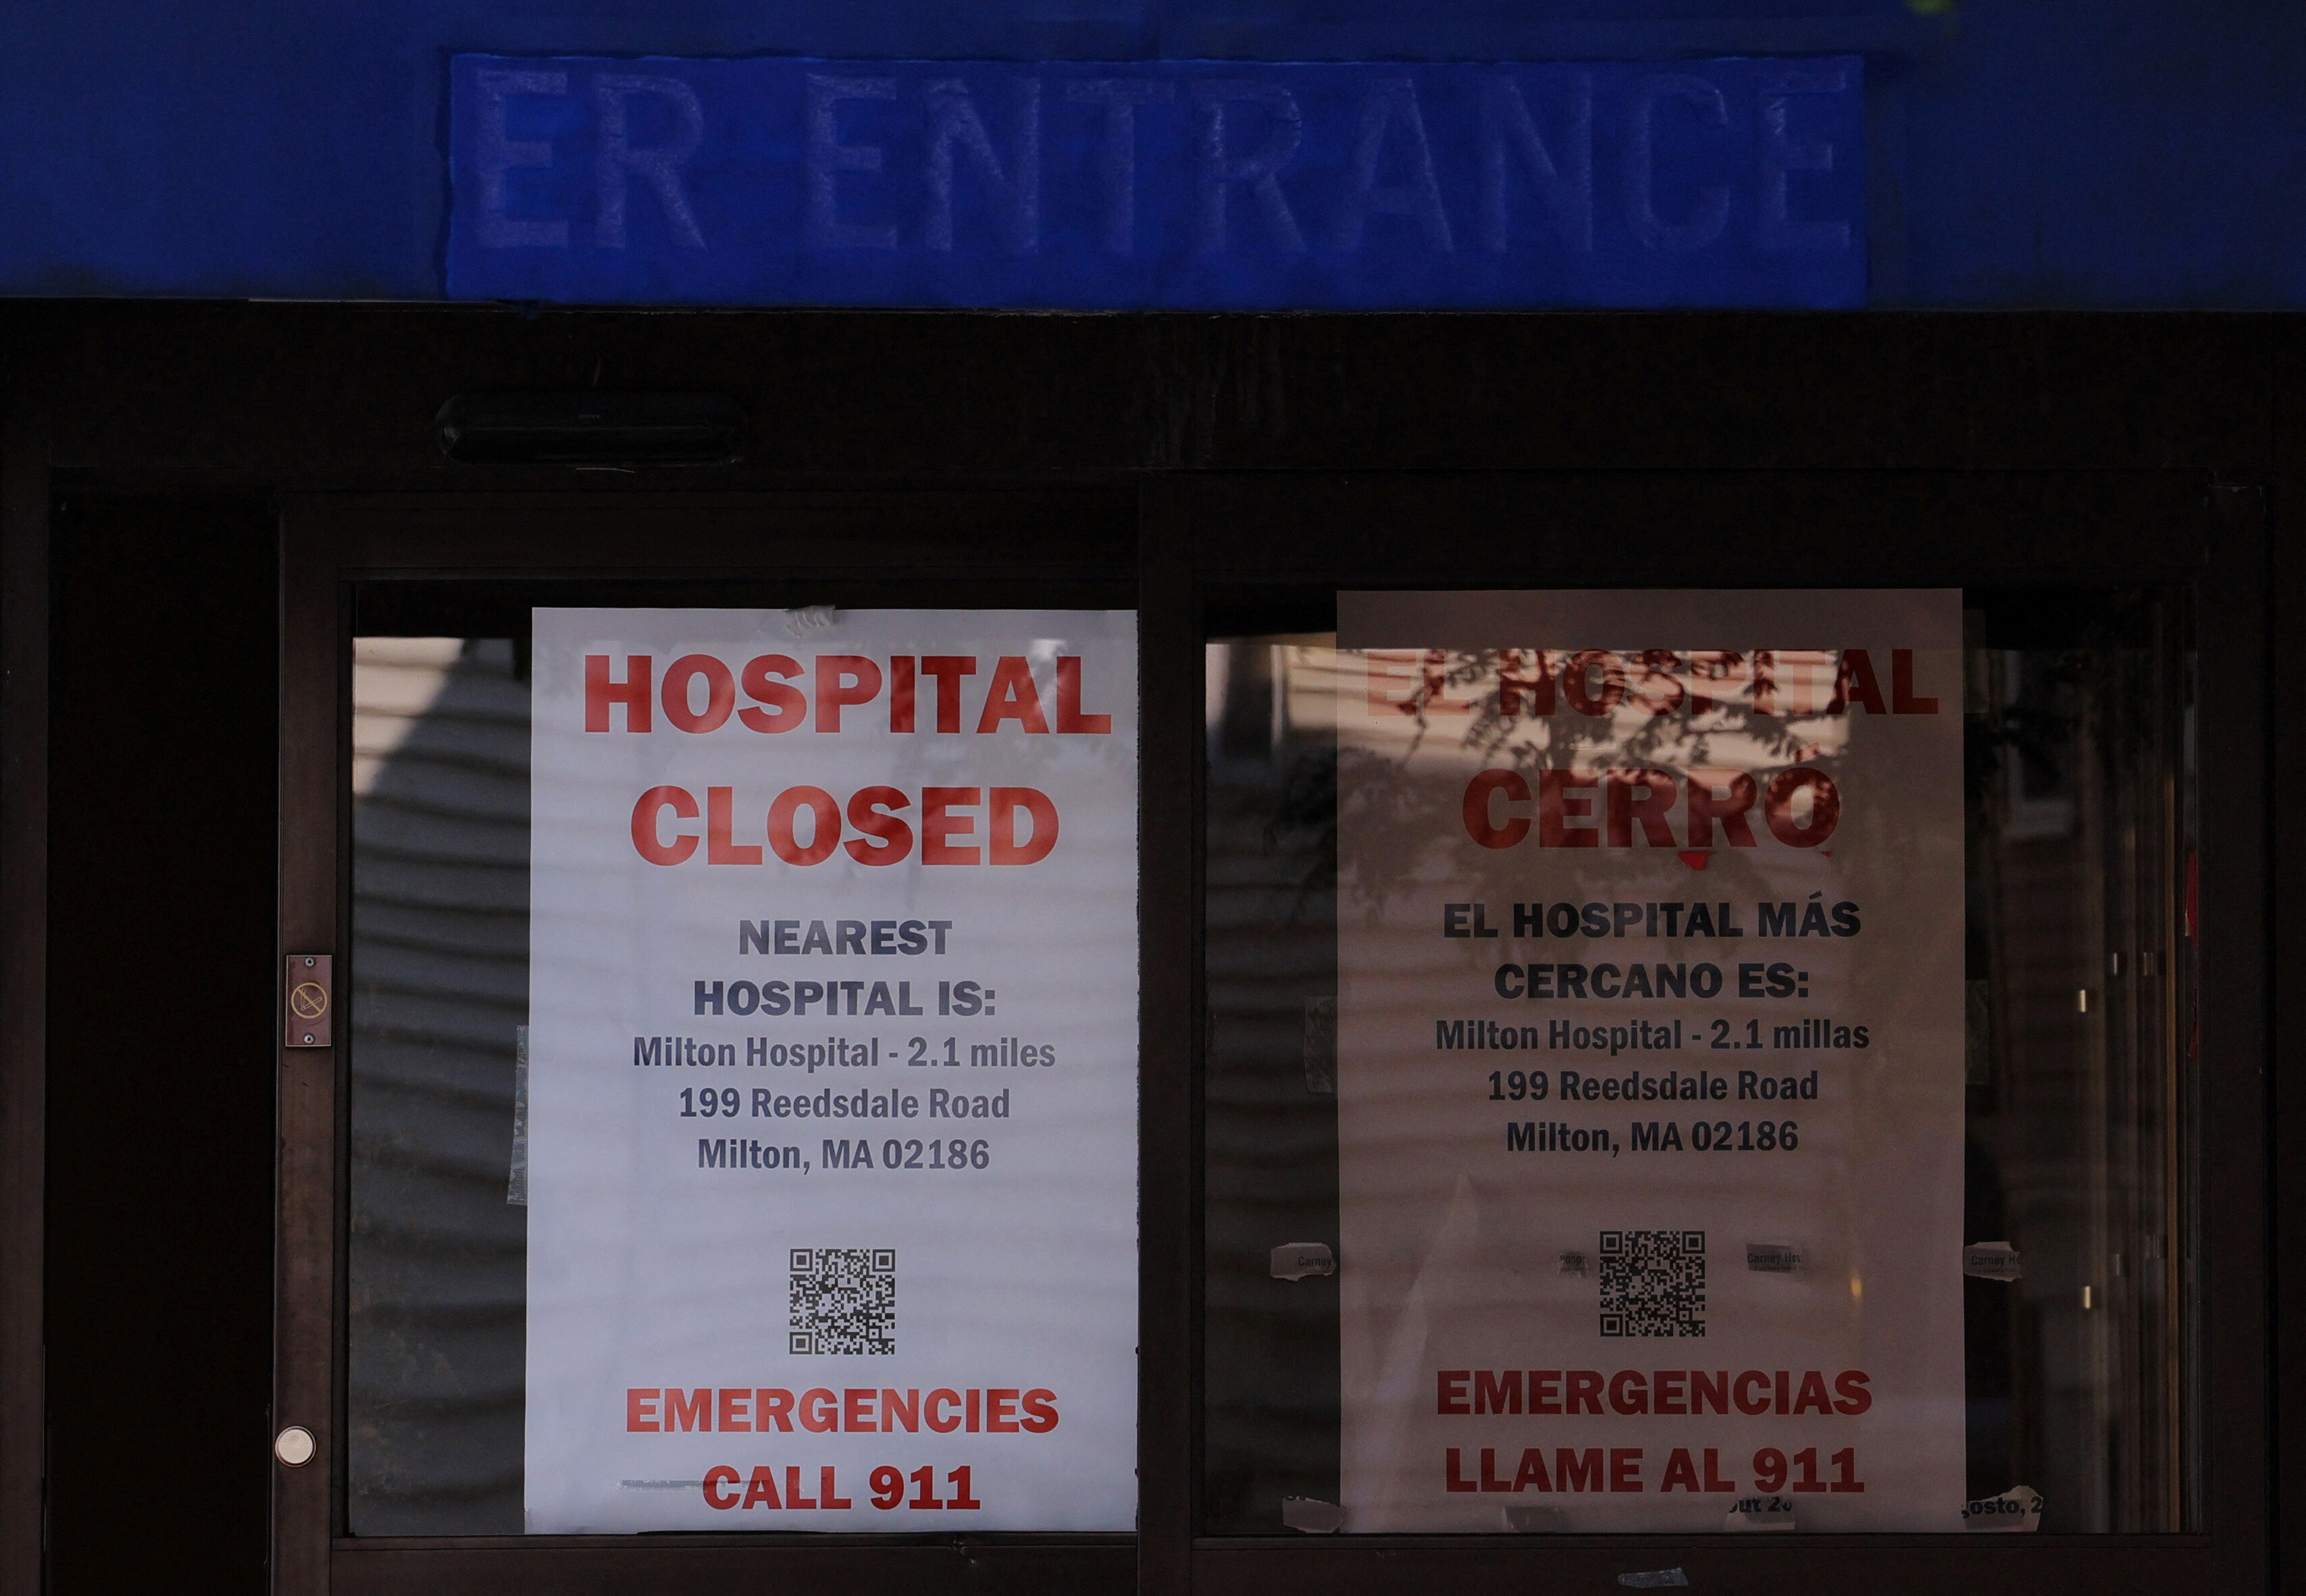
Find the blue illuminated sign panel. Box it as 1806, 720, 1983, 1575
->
448, 55, 1863, 309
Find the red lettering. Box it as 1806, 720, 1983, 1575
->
843, 786, 913, 865
1774, 1370, 1791, 1414
1733, 1370, 1771, 1415
702, 1465, 740, 1509
1891, 648, 1939, 713
1763, 768, 1840, 847
1703, 1447, 1735, 1491
1828, 649, 1887, 714
1511, 1447, 1552, 1491
586, 654, 652, 732
844, 1389, 877, 1431
1661, 1448, 1700, 1493
632, 786, 699, 865
1565, 1370, 1604, 1414
890, 656, 917, 732
1609, 1449, 1643, 1492
988, 788, 1058, 865
716, 1388, 752, 1432
625, 1388, 660, 1431
707, 786, 763, 865
742, 1464, 782, 1508
1539, 771, 1600, 848
1480, 1447, 1512, 1492
1021, 1389, 1059, 1433
820, 1465, 852, 1510
1685, 769, 1759, 849
985, 1389, 1021, 1433
1497, 650, 1554, 715
785, 1466, 816, 1509
1652, 1370, 1687, 1416
921, 788, 981, 865
1529, 1370, 1562, 1414
925, 1389, 963, 1433
768, 787, 842, 866
1437, 1370, 1472, 1415
1608, 1370, 1649, 1415
966, 1389, 981, 1433
1690, 1370, 1728, 1414
798, 1388, 838, 1433
977, 657, 1050, 733
738, 654, 806, 732
815, 655, 883, 732
882, 1388, 919, 1431
1606, 770, 1677, 847
1628, 650, 1685, 715
1054, 657, 1111, 733
1556, 1448, 1604, 1491
1561, 650, 1624, 716
1833, 1370, 1872, 1415
665, 1388, 711, 1431
1464, 769, 1532, 849
1793, 1370, 1834, 1415
662, 654, 736, 733
1474, 1370, 1522, 1414
755, 1388, 794, 1431
920, 657, 978, 732
1445, 1447, 1477, 1492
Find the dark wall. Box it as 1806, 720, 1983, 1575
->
11, 301, 2305, 1589
45, 497, 277, 1594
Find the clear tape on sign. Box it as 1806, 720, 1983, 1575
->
1962, 1486, 2043, 1532
1271, 1241, 1336, 1281
1964, 1241, 2024, 1281
1726, 1496, 1797, 1530
1616, 1569, 1690, 1589
1504, 1505, 1564, 1533
1281, 1497, 1344, 1533
506, 1025, 530, 1207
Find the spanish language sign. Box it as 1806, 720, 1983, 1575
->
449, 55, 1864, 310
523, 607, 1137, 1532
1334, 590, 1964, 1532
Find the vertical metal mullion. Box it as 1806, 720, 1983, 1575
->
2195, 482, 2270, 1586
274, 511, 344, 1595
0, 392, 51, 1596
1138, 479, 1200, 1595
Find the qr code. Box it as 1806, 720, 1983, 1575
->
1598, 1230, 1705, 1337
788, 1247, 896, 1356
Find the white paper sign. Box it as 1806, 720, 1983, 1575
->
523, 608, 1138, 1532
1334, 590, 1966, 1532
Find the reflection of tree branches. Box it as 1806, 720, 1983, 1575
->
1262, 745, 1338, 915
1341, 648, 1843, 912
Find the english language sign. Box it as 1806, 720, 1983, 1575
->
449, 56, 1864, 308
522, 608, 1138, 1531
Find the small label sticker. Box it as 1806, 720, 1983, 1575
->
1962, 1486, 2043, 1532
1559, 1250, 1589, 1277
1281, 1496, 1343, 1533
1964, 1241, 2024, 1281
1745, 1241, 1803, 1274
1726, 1494, 1797, 1530
1271, 1242, 1336, 1281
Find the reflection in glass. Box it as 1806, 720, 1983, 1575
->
347, 638, 530, 1535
